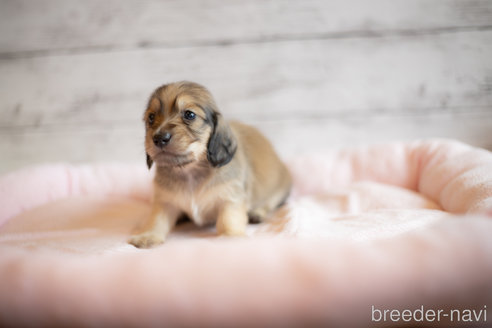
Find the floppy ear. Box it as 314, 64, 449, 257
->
146, 153, 153, 170
207, 112, 237, 167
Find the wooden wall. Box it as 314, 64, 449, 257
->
1, 0, 491, 173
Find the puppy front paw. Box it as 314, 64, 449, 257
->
220, 229, 245, 237
216, 219, 246, 237
128, 232, 165, 248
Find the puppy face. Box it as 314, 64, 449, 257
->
144, 81, 236, 169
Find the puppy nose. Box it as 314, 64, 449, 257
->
153, 132, 172, 147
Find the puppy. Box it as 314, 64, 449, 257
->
129, 81, 292, 248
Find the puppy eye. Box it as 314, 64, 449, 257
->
183, 110, 196, 121
148, 113, 155, 125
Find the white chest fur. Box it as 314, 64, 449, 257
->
187, 193, 205, 226
154, 178, 218, 227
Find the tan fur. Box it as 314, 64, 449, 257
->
129, 81, 292, 248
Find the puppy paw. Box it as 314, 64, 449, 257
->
217, 223, 246, 237
220, 230, 246, 237
128, 232, 165, 248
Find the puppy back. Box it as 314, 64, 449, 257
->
229, 121, 292, 203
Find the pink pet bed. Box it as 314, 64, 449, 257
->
1, 139, 491, 327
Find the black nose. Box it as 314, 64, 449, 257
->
153, 132, 172, 147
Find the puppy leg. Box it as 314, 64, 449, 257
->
249, 188, 290, 223
128, 204, 178, 248
216, 202, 248, 236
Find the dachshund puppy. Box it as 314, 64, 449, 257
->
129, 81, 292, 248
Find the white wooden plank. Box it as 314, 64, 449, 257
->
1, 0, 492, 54
1, 31, 491, 127
1, 1, 491, 174
1, 113, 491, 174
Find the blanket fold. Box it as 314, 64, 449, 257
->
0, 139, 491, 327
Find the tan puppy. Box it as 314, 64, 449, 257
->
129, 81, 292, 248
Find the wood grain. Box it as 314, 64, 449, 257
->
0, 0, 491, 173
2, 112, 491, 174
1, 32, 491, 126
1, 0, 492, 55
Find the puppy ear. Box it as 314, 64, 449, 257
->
207, 112, 237, 167
146, 153, 153, 170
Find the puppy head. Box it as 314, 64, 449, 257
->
144, 81, 236, 169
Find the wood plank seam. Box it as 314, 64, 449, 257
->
1, 25, 492, 60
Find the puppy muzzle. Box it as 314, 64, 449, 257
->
153, 132, 172, 148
